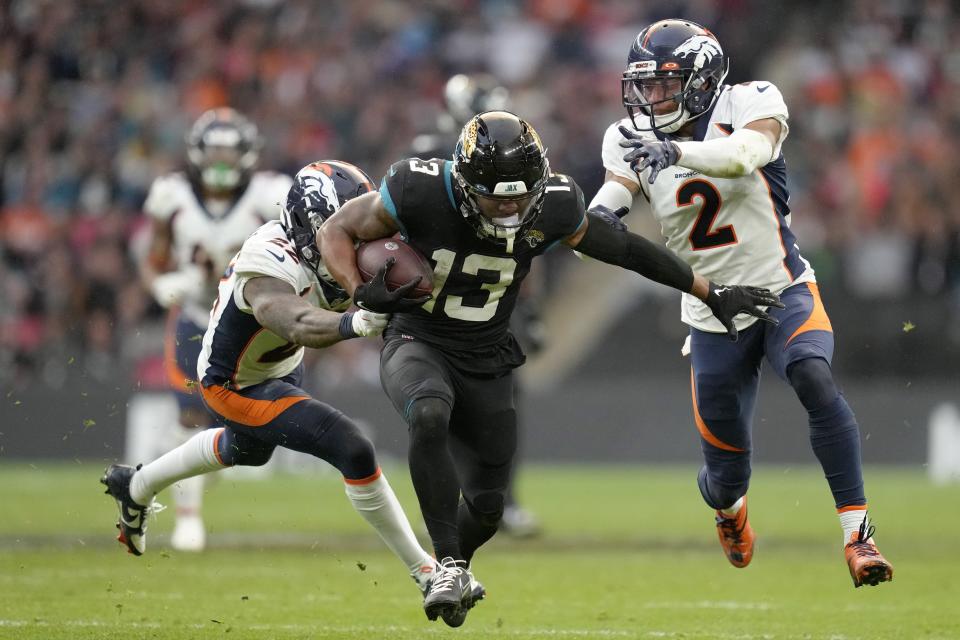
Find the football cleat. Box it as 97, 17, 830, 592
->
100, 463, 164, 556
423, 557, 472, 627
170, 515, 206, 552
439, 565, 486, 628
715, 496, 754, 568
845, 518, 893, 588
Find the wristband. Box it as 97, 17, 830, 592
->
338, 312, 358, 339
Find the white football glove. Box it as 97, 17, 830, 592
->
149, 265, 205, 308
351, 309, 391, 337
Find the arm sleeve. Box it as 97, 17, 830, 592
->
575, 213, 694, 293
674, 128, 775, 178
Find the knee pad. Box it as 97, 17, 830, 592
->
408, 397, 451, 442
788, 357, 837, 411
465, 491, 505, 528
697, 463, 749, 511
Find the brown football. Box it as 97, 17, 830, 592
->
356, 237, 434, 298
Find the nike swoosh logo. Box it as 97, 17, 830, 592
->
756, 84, 770, 93
713, 287, 730, 295
265, 249, 285, 262
120, 505, 142, 526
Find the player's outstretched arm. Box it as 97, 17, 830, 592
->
567, 215, 783, 340
243, 275, 387, 349
618, 119, 781, 182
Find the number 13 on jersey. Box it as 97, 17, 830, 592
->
421, 249, 516, 322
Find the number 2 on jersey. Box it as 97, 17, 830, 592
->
680, 179, 737, 250
421, 249, 516, 322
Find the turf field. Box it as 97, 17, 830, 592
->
1, 462, 957, 639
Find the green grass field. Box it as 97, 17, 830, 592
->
1, 462, 957, 639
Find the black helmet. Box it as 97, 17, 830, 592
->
280, 160, 374, 282
621, 19, 729, 133
186, 107, 262, 193
443, 73, 511, 129
452, 111, 549, 240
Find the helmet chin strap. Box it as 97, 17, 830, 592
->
651, 104, 690, 134
479, 214, 521, 239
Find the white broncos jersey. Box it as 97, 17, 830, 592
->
143, 171, 293, 325
602, 81, 815, 333
197, 221, 352, 390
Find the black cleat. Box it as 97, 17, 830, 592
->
100, 464, 162, 556
439, 566, 486, 628
423, 557, 472, 626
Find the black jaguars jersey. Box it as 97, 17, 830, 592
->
379, 157, 586, 376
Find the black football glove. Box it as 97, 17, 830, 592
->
618, 125, 680, 184
703, 282, 785, 341
588, 204, 630, 233
352, 257, 431, 313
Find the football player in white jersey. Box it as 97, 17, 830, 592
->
105, 160, 439, 598
591, 19, 892, 587
136, 108, 292, 551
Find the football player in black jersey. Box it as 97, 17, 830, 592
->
411, 74, 543, 539
318, 111, 782, 626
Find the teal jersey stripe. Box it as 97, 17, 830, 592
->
442, 161, 456, 209
378, 177, 408, 237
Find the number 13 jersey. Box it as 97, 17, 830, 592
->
379, 158, 585, 376
602, 81, 815, 334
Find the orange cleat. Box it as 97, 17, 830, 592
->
715, 496, 754, 568
845, 520, 893, 588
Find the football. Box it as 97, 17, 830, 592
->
356, 237, 434, 298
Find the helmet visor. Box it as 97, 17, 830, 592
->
622, 74, 686, 115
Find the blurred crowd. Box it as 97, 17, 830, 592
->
1, 0, 957, 389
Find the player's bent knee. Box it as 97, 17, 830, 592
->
788, 357, 837, 411
698, 464, 749, 510
407, 397, 451, 441
339, 435, 377, 478
466, 491, 505, 528
315, 415, 378, 479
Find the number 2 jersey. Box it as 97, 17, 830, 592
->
379, 158, 586, 377
143, 171, 293, 326
601, 81, 815, 334
197, 220, 351, 390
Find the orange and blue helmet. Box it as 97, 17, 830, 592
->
622, 19, 729, 133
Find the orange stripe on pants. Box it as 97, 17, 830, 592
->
200, 384, 309, 427
690, 367, 745, 452
786, 282, 833, 346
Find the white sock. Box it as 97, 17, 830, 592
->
130, 428, 226, 505
839, 508, 869, 545
719, 496, 744, 518
343, 470, 433, 575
